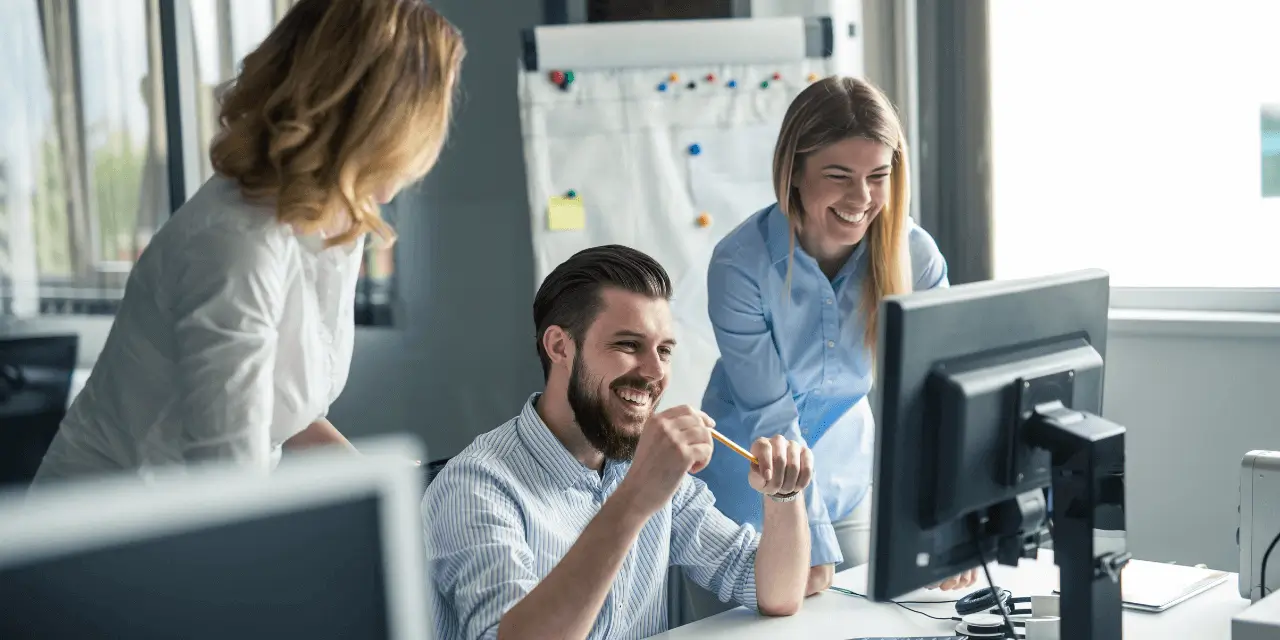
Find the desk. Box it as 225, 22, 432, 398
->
652, 552, 1251, 639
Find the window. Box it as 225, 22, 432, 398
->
1, 0, 162, 316
1, 0, 395, 325
989, 1, 1280, 300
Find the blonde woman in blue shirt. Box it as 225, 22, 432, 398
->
690, 77, 977, 612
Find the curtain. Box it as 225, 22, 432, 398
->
914, 0, 994, 285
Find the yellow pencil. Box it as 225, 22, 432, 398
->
709, 429, 759, 466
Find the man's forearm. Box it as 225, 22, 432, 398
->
499, 491, 649, 640
754, 494, 810, 616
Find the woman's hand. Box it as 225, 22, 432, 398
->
805, 564, 834, 596
928, 568, 980, 591
282, 417, 357, 452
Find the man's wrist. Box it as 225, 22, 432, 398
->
762, 489, 805, 510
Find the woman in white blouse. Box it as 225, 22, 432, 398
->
31, 0, 465, 483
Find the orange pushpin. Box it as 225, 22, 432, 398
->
669, 72, 680, 82
807, 72, 819, 82
696, 212, 712, 228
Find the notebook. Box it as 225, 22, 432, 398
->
1053, 559, 1230, 612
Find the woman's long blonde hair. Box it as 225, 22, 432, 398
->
772, 76, 912, 353
210, 0, 465, 247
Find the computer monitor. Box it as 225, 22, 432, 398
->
0, 335, 78, 488
869, 269, 1128, 640
0, 436, 431, 640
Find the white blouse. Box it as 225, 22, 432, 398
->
32, 176, 362, 483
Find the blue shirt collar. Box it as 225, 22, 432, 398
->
763, 203, 868, 284
515, 393, 629, 490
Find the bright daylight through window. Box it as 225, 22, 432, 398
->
989, 0, 1280, 291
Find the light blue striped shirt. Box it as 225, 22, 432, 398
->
696, 204, 948, 567
423, 394, 761, 640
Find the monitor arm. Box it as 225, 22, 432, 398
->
1024, 398, 1130, 640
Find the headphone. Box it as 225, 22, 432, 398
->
952, 587, 1060, 639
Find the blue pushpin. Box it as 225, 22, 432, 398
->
727, 80, 738, 88
566, 189, 577, 198
657, 82, 668, 92
688, 143, 701, 156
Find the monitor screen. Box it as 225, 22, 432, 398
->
0, 494, 390, 640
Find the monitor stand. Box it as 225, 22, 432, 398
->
1023, 399, 1130, 640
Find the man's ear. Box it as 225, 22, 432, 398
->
542, 325, 574, 369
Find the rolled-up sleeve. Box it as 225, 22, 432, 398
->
170, 229, 286, 471
669, 476, 761, 611
706, 254, 842, 567
424, 459, 538, 640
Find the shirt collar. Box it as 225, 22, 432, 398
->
516, 393, 607, 490
764, 202, 868, 285
294, 229, 361, 257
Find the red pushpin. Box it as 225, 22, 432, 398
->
549, 70, 566, 85
772, 72, 782, 80
705, 73, 717, 82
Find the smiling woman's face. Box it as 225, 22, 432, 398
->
794, 136, 894, 259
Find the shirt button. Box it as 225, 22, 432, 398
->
826, 379, 833, 384
825, 298, 832, 305
827, 340, 835, 348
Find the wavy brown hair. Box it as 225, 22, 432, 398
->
210, 0, 465, 247
772, 76, 912, 352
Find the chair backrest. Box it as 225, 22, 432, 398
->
425, 458, 452, 486
0, 334, 78, 488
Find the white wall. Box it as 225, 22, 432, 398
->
1105, 318, 1280, 572
750, 0, 863, 77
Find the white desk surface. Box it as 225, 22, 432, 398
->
652, 551, 1251, 639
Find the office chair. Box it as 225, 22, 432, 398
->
0, 335, 78, 489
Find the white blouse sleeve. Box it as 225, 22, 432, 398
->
169, 227, 287, 471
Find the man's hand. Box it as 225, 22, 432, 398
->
805, 564, 834, 596
747, 435, 813, 497
928, 568, 980, 591
749, 434, 815, 616
614, 406, 715, 517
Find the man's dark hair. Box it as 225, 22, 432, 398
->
533, 244, 672, 380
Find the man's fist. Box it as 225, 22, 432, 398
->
617, 406, 715, 517
747, 435, 813, 498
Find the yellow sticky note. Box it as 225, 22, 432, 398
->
548, 195, 585, 231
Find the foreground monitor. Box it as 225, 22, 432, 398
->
869, 269, 1128, 640
0, 437, 430, 640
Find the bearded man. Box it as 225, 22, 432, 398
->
422, 245, 816, 640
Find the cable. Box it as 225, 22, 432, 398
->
1261, 529, 1280, 597
974, 537, 1017, 639
826, 587, 958, 620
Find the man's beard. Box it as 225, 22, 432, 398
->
566, 349, 654, 461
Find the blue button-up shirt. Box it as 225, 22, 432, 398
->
424, 394, 761, 640
696, 204, 948, 567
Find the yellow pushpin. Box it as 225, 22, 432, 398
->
669, 72, 680, 82
807, 72, 820, 82
697, 212, 713, 228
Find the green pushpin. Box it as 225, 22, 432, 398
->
566, 189, 577, 198
564, 70, 576, 86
